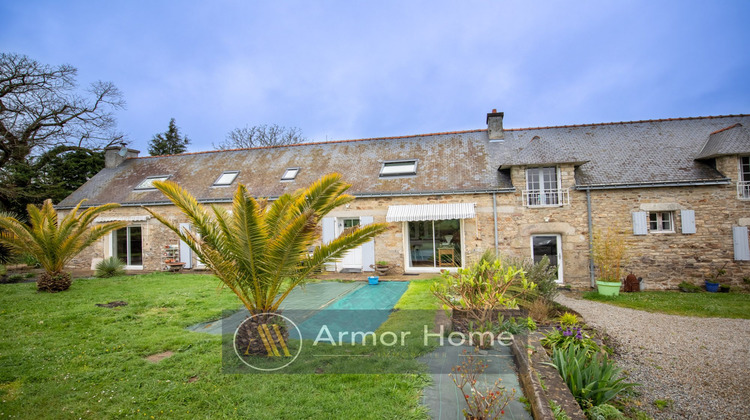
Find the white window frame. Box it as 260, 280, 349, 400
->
380, 160, 418, 178
212, 171, 239, 187
134, 175, 170, 191
402, 219, 464, 273
109, 225, 144, 270
523, 167, 568, 207
649, 211, 674, 233
281, 167, 300, 181
738, 156, 750, 200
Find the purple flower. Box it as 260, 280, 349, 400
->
575, 333, 583, 339
563, 330, 573, 337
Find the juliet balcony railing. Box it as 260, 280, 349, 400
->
522, 188, 570, 207
738, 181, 750, 200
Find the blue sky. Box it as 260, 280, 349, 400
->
2, 1, 749, 153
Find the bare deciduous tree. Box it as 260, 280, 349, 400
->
213, 124, 306, 150
0, 53, 125, 168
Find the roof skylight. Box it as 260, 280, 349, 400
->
281, 168, 299, 181
213, 171, 239, 186
134, 175, 170, 190
379, 160, 417, 177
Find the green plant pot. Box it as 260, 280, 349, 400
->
596, 281, 621, 296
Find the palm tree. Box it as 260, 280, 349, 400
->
0, 200, 126, 292
144, 173, 388, 354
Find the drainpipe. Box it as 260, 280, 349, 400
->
492, 192, 499, 258
586, 188, 595, 288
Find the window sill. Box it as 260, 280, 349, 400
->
124, 265, 144, 270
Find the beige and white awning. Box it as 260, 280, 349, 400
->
93, 215, 150, 223
386, 203, 475, 222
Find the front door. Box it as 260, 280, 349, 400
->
339, 218, 362, 270
531, 234, 563, 283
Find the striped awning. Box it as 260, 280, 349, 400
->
386, 203, 475, 222
93, 215, 150, 223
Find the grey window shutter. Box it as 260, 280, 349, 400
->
733, 226, 750, 261
360, 216, 375, 272
632, 212, 648, 235
322, 217, 336, 244
681, 210, 696, 234
322, 217, 337, 271
179, 223, 192, 269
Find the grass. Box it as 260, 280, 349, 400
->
582, 290, 750, 319
0, 273, 440, 419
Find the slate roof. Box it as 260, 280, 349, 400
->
58, 114, 750, 208
695, 123, 750, 159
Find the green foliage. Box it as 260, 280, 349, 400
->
548, 345, 638, 409
677, 281, 701, 293
549, 400, 571, 420
22, 253, 40, 268
586, 403, 626, 420
653, 399, 673, 410
592, 226, 627, 283
431, 256, 536, 324
498, 315, 537, 334
541, 325, 601, 358
95, 256, 126, 278
480, 250, 559, 304
0, 199, 125, 291
5, 273, 24, 283
559, 312, 580, 326
0, 264, 5, 276
145, 173, 388, 314
148, 118, 190, 156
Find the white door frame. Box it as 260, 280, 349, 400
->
530, 234, 563, 283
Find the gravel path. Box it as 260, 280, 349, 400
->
555, 294, 750, 420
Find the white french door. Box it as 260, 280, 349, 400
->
531, 234, 563, 283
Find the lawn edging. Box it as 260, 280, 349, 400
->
511, 332, 586, 420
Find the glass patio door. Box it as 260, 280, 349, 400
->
531, 234, 562, 283
408, 219, 461, 268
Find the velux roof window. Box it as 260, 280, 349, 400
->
281, 168, 299, 181
134, 175, 170, 190
379, 160, 417, 177
213, 171, 239, 186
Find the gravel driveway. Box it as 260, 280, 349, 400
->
555, 294, 750, 420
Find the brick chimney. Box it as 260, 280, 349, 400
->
486, 109, 504, 140
104, 146, 140, 168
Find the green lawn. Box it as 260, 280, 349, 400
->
582, 290, 750, 319
0, 273, 439, 419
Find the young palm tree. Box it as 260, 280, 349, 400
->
0, 200, 126, 292
145, 173, 388, 354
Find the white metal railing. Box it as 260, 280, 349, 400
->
522, 188, 570, 207
739, 181, 750, 200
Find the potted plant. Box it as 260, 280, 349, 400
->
591, 226, 627, 296
371, 260, 391, 276
705, 263, 727, 293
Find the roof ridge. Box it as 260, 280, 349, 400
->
505, 114, 750, 132
132, 114, 749, 160
133, 128, 487, 159
709, 122, 743, 135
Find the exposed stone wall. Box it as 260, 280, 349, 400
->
61, 157, 750, 289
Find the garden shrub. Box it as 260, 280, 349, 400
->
95, 257, 126, 278
541, 325, 601, 358
559, 312, 579, 326
431, 256, 536, 325
586, 403, 626, 420
547, 345, 638, 409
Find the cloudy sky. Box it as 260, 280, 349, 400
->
2, 1, 749, 153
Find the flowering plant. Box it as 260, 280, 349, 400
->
540, 325, 600, 358
450, 349, 516, 419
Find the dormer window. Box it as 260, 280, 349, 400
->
281, 168, 299, 181
213, 171, 239, 187
380, 160, 417, 177
134, 175, 170, 191
522, 167, 569, 207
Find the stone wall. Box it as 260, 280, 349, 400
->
62, 158, 750, 289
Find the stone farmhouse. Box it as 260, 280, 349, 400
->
57, 112, 750, 289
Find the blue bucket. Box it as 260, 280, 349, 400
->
368, 276, 379, 285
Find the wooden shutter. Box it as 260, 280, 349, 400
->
360, 216, 375, 272
632, 212, 648, 235
681, 210, 696, 234
733, 226, 750, 261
